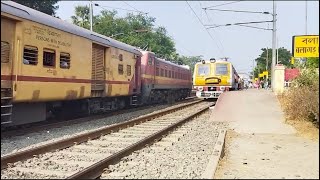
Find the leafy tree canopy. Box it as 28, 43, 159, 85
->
306, 57, 319, 68
253, 47, 292, 78
12, 0, 60, 16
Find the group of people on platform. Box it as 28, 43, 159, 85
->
243, 79, 270, 90
254, 79, 271, 90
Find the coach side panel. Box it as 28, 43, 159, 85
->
13, 19, 92, 102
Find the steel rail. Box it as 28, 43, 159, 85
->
67, 102, 214, 179
1, 99, 202, 169
1, 97, 196, 138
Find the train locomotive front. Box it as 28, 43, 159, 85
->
140, 51, 192, 104
193, 59, 240, 99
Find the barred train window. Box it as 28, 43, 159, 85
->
165, 70, 167, 77
118, 64, 123, 75
161, 69, 164, 77
1, 41, 10, 63
148, 57, 153, 65
43, 48, 55, 67
127, 65, 131, 76
60, 52, 70, 69
169, 71, 171, 78
23, 45, 38, 65
156, 67, 159, 76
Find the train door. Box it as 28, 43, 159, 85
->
91, 43, 105, 97
151, 56, 155, 88
1, 16, 17, 125
134, 55, 141, 93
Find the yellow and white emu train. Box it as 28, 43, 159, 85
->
193, 59, 241, 99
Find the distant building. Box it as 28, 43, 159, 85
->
238, 72, 251, 85
238, 72, 250, 81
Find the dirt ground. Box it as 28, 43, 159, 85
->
214, 130, 319, 179
285, 119, 319, 142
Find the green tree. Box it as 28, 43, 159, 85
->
72, 6, 177, 58
177, 55, 203, 74
306, 57, 319, 68
71, 5, 95, 30
12, 0, 60, 16
254, 47, 292, 78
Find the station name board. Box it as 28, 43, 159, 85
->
292, 35, 319, 58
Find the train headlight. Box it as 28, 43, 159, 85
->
198, 87, 203, 91
220, 86, 225, 91
210, 58, 216, 63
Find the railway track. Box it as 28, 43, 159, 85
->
1, 100, 214, 179
1, 97, 197, 139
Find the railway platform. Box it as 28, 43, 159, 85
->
210, 89, 319, 179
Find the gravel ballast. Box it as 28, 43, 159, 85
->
101, 109, 228, 179
1, 101, 211, 179
1, 101, 195, 157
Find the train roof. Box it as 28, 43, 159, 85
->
141, 51, 190, 70
1, 1, 141, 55
195, 59, 233, 64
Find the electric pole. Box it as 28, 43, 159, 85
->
305, 0, 308, 34
271, 0, 277, 91
89, 0, 93, 31
266, 47, 269, 70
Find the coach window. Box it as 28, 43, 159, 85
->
119, 54, 123, 61
60, 52, 70, 69
156, 67, 160, 76
43, 48, 55, 67
23, 45, 38, 65
161, 69, 164, 77
148, 57, 153, 65
1, 41, 10, 63
118, 64, 124, 75
165, 70, 167, 77
127, 65, 131, 76
169, 71, 171, 78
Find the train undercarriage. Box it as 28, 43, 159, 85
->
1, 88, 191, 127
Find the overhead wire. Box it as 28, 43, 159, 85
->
200, 2, 225, 57
203, 1, 243, 9
122, 1, 147, 14
95, 4, 147, 14
121, 1, 198, 56
96, 2, 199, 56
185, 1, 225, 57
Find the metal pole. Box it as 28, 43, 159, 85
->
276, 38, 279, 64
252, 59, 255, 80
271, 0, 277, 91
90, 0, 93, 31
266, 47, 269, 80
266, 47, 269, 70
305, 0, 308, 34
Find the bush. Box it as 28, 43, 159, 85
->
280, 68, 319, 126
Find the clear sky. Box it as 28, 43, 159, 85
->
56, 1, 319, 73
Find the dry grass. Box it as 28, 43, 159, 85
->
277, 68, 319, 142
278, 94, 319, 142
